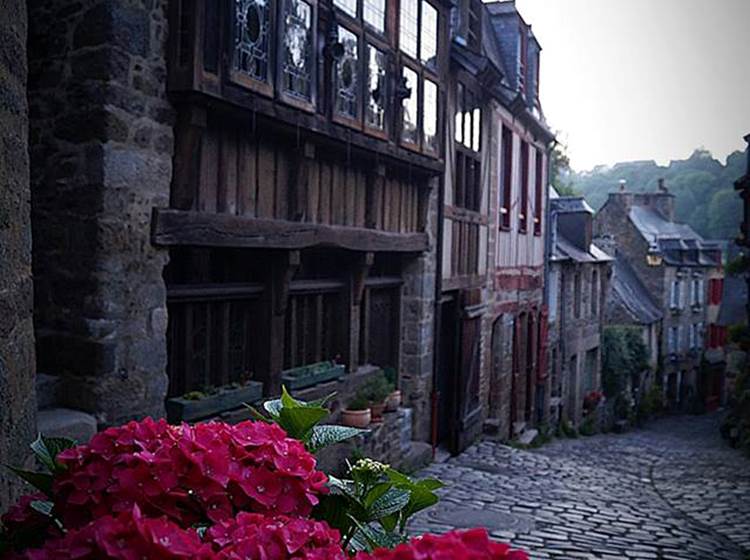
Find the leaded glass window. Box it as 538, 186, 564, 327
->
366, 45, 387, 130
420, 1, 438, 67
401, 66, 419, 144
399, 0, 419, 59
334, 0, 357, 18
335, 26, 360, 119
423, 79, 438, 152
281, 0, 314, 101
363, 0, 386, 32
233, 0, 272, 83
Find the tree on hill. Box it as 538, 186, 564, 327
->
569, 148, 743, 239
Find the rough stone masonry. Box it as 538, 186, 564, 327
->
0, 0, 37, 513
27, 0, 175, 426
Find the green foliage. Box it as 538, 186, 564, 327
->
727, 254, 750, 276
314, 459, 443, 552
348, 394, 371, 411
638, 384, 664, 419
602, 326, 649, 402
579, 415, 597, 437
247, 387, 366, 453
558, 420, 578, 439
360, 373, 392, 404
569, 148, 744, 239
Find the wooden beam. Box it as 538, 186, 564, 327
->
152, 208, 430, 253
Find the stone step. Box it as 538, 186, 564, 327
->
37, 408, 97, 444
399, 441, 433, 473
518, 428, 538, 446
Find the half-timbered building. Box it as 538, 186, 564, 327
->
160, 0, 451, 430
435, 0, 554, 451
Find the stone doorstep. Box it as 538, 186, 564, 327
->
37, 408, 97, 445
518, 429, 539, 446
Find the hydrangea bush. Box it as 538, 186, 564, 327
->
1, 391, 528, 560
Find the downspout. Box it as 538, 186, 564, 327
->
431, 155, 446, 459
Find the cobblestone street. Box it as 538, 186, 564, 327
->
410, 413, 750, 559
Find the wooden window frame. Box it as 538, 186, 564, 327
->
229, 0, 277, 98
397, 0, 442, 156
499, 123, 513, 230
533, 146, 543, 236
454, 78, 482, 212
330, 0, 392, 139
277, 0, 319, 113
519, 139, 529, 233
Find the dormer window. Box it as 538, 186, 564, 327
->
518, 23, 528, 96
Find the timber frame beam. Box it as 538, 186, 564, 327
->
152, 209, 430, 253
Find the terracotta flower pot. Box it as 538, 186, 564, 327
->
341, 408, 371, 428
370, 402, 386, 422
385, 390, 401, 412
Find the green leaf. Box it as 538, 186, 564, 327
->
347, 516, 403, 551
309, 425, 366, 453
30, 435, 75, 474
308, 392, 337, 408
312, 494, 353, 533
243, 404, 271, 422
367, 488, 410, 521
7, 467, 54, 496
280, 386, 303, 408
327, 475, 358, 500
29, 500, 54, 517
278, 405, 328, 441
378, 512, 399, 533
263, 398, 283, 418
363, 481, 392, 509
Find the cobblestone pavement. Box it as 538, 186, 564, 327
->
410, 413, 750, 559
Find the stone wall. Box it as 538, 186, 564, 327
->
0, 0, 37, 514
27, 0, 174, 426
400, 177, 438, 443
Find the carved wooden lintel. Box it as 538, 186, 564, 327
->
273, 250, 301, 316
352, 252, 375, 307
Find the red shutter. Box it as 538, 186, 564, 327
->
537, 307, 549, 382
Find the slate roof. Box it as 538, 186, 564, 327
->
552, 235, 613, 264
610, 255, 663, 325
628, 206, 720, 267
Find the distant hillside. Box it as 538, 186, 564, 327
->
567, 149, 744, 240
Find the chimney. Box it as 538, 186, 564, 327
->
653, 178, 675, 220
658, 178, 668, 193
619, 179, 627, 192
744, 133, 750, 176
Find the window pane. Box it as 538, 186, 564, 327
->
399, 0, 418, 59
423, 79, 438, 152
471, 107, 480, 151
455, 83, 464, 143
420, 1, 438, 67
401, 66, 419, 144
333, 0, 357, 18
463, 90, 472, 148
233, 0, 272, 82
281, 0, 314, 101
335, 26, 359, 119
366, 44, 387, 130
364, 0, 386, 32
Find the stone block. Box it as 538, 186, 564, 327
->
37, 408, 97, 445
36, 373, 61, 410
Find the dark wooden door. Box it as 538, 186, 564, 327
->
454, 312, 482, 453
436, 295, 458, 446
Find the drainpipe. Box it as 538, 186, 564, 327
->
431, 163, 446, 459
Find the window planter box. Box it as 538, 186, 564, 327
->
166, 381, 264, 423
281, 361, 346, 390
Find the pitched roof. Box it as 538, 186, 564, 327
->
628, 206, 720, 267
610, 255, 663, 325
553, 234, 613, 264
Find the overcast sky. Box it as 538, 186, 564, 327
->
513, 0, 750, 171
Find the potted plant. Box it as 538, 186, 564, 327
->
341, 394, 371, 428
361, 374, 391, 422
383, 367, 401, 411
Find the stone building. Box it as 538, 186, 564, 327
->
605, 250, 663, 394
546, 193, 612, 427
432, 0, 553, 450
1, 0, 456, 474
0, 0, 36, 513
594, 182, 723, 410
